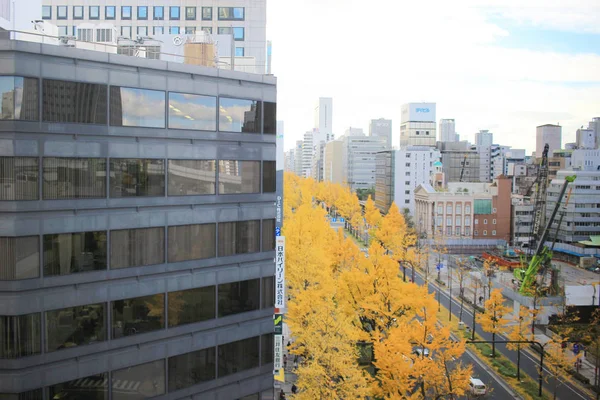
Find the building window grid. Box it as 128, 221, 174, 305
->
137, 6, 148, 20
170, 6, 180, 20
89, 6, 99, 19
57, 6, 68, 20
121, 6, 132, 20
153, 6, 164, 20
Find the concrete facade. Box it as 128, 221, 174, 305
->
341, 134, 387, 191
536, 124, 562, 158
439, 119, 456, 142
400, 102, 436, 148
369, 118, 392, 149
475, 130, 493, 147
323, 139, 344, 184
393, 147, 440, 215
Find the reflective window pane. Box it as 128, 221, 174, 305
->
201, 7, 212, 20
261, 334, 274, 365
218, 220, 260, 257
168, 286, 215, 327
0, 389, 43, 399
168, 160, 216, 196
110, 227, 165, 269
42, 158, 107, 200
0, 236, 40, 280
112, 360, 164, 400
170, 6, 180, 19
109, 159, 165, 198
43, 231, 106, 276
42, 79, 107, 124
112, 294, 164, 338
137, 6, 147, 20
0, 157, 39, 201
168, 347, 216, 391
218, 98, 260, 133
0, 313, 41, 358
0, 77, 39, 121
46, 303, 105, 352
110, 87, 165, 128
167, 224, 215, 263
261, 276, 274, 309
218, 279, 260, 317
217, 336, 259, 377
48, 373, 108, 400
168, 92, 216, 131
262, 219, 275, 252
263, 161, 275, 193
185, 7, 196, 20
218, 7, 244, 21
264, 102, 276, 134
218, 160, 260, 194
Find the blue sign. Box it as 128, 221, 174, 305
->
416, 108, 430, 113
436, 263, 444, 271
331, 218, 337, 222
339, 218, 345, 222
275, 227, 281, 237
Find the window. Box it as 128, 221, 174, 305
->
110, 86, 166, 128
112, 294, 164, 338
218, 7, 245, 21
446, 217, 452, 226
217, 26, 245, 41
44, 231, 107, 276
0, 76, 39, 121
264, 102, 277, 134
110, 227, 165, 269
455, 216, 461, 225
405, 171, 410, 176
262, 219, 275, 251
465, 216, 471, 226
446, 227, 452, 236
113, 360, 165, 399
405, 181, 410, 185
261, 334, 274, 365
153, 26, 164, 35
475, 219, 478, 225
153, 6, 164, 20
42, 79, 107, 124
46, 303, 105, 352
483, 219, 488, 224
436, 216, 442, 226
492, 230, 497, 236
109, 159, 164, 198
235, 47, 245, 57
218, 279, 260, 317
201, 27, 212, 34
169, 347, 216, 391
185, 26, 196, 34
121, 6, 131, 20
137, 6, 148, 20
202, 7, 213, 20
42, 5, 51, 19
405, 199, 410, 204
446, 204, 452, 214
71, 6, 83, 19
49, 373, 108, 399
465, 204, 471, 213
263, 161, 275, 193
89, 6, 99, 19
121, 26, 132, 37
185, 7, 196, 20
57, 6, 67, 19
465, 227, 471, 235
0, 236, 39, 280
0, 389, 43, 399
261, 276, 274, 308
105, 6, 115, 20
0, 157, 39, 200
474, 199, 492, 214
169, 26, 180, 34
474, 230, 478, 235
405, 190, 410, 195
218, 160, 260, 194
42, 158, 106, 200
137, 26, 148, 36
437, 204, 443, 214
168, 160, 216, 196
168, 286, 216, 327
456, 227, 461, 236
168, 224, 216, 262
218, 220, 260, 256
456, 203, 462, 214
219, 97, 260, 133
0, 313, 41, 358
218, 337, 259, 377
405, 163, 410, 167
170, 6, 180, 20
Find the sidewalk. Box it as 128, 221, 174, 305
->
274, 322, 298, 398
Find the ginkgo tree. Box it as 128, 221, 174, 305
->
477, 288, 511, 357
506, 305, 534, 381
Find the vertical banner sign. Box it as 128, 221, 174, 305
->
274, 335, 283, 371
274, 314, 283, 335
275, 237, 285, 309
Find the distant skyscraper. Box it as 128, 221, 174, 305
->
439, 119, 456, 142
536, 124, 562, 157
588, 117, 599, 149
475, 130, 493, 147
314, 97, 333, 142
369, 118, 392, 149
294, 140, 303, 176
400, 102, 436, 148
302, 131, 313, 177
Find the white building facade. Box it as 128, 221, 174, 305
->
475, 129, 493, 147
439, 119, 456, 142
400, 102, 436, 148
393, 146, 441, 215
301, 131, 313, 178
342, 134, 387, 191
369, 118, 392, 149
536, 124, 562, 157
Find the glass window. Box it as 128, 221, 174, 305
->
109, 86, 165, 128
137, 6, 148, 20
42, 79, 108, 124
89, 6, 99, 19
446, 204, 452, 214
0, 76, 39, 121
110, 227, 165, 269
46, 303, 105, 352
57, 6, 67, 19
261, 334, 273, 364
261, 276, 274, 308
0, 389, 43, 399
218, 7, 245, 21
168, 92, 216, 131
153, 26, 164, 35
105, 6, 115, 20
168, 286, 215, 327
263, 102, 276, 134
0, 236, 39, 280
170, 6, 180, 20
219, 98, 260, 133
465, 203, 471, 213
218, 160, 260, 194
235, 47, 245, 57
136, 26, 147, 36
112, 294, 164, 338
217, 27, 245, 41
121, 26, 132, 37
218, 279, 260, 317
58, 26, 68, 36
0, 157, 39, 201
167, 224, 215, 263
262, 219, 275, 251
0, 313, 41, 358
169, 26, 180, 34
185, 7, 196, 20
43, 231, 107, 276
217, 336, 259, 377
42, 157, 106, 200
184, 26, 196, 34
263, 161, 275, 193
202, 7, 212, 20
168, 347, 216, 391
168, 160, 216, 196
109, 159, 164, 197
121, 6, 132, 20
112, 360, 164, 400
153, 6, 164, 20
42, 5, 51, 19
456, 203, 462, 214
201, 27, 212, 34
73, 6, 83, 19
218, 220, 260, 257
48, 373, 108, 400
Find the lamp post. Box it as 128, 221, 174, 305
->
448, 259, 452, 321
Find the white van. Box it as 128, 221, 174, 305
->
469, 377, 487, 396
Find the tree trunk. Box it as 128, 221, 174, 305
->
492, 332, 496, 357
517, 344, 521, 381
459, 288, 465, 323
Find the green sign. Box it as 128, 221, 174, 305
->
274, 314, 283, 334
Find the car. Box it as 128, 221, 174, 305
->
469, 377, 487, 396
413, 347, 430, 358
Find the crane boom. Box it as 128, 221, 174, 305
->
528, 144, 549, 254
459, 154, 468, 182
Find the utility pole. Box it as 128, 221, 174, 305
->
448, 261, 452, 321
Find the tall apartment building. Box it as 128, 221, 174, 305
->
475, 129, 493, 147
301, 131, 313, 178
294, 140, 303, 176
589, 117, 600, 148
369, 118, 392, 149
323, 139, 344, 184
284, 149, 295, 173
437, 142, 487, 183
536, 124, 562, 158
0, 39, 276, 399
314, 97, 333, 142
548, 149, 572, 182
341, 133, 387, 191
41, 0, 268, 73
439, 119, 457, 142
399, 102, 436, 148
576, 127, 596, 149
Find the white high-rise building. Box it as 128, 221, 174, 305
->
536, 124, 562, 157
394, 147, 441, 215
475, 130, 493, 147
294, 140, 303, 176
400, 102, 436, 148
369, 118, 392, 149
439, 119, 456, 142
589, 117, 600, 149
341, 132, 387, 191
302, 131, 313, 178
576, 128, 595, 149
314, 97, 333, 142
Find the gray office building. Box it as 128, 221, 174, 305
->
0, 38, 277, 399
369, 118, 392, 149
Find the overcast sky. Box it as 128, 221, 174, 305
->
266, 0, 600, 153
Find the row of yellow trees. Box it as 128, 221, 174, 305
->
283, 173, 472, 399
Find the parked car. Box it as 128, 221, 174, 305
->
413, 347, 430, 358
